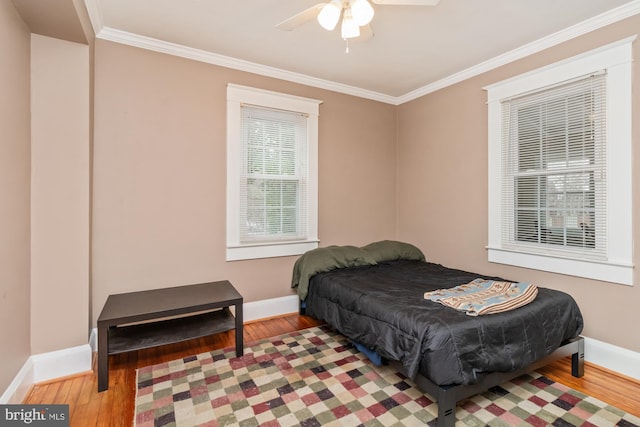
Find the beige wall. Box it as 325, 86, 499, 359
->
2, 0, 638, 394
0, 0, 31, 392
91, 40, 397, 324
30, 34, 90, 354
397, 15, 640, 353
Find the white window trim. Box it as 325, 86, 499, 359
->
226, 84, 321, 261
484, 36, 635, 285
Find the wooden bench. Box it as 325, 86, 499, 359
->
97, 280, 243, 392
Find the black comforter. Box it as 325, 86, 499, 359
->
304, 260, 584, 386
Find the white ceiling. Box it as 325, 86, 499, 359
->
85, 0, 639, 103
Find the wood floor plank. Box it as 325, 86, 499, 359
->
38, 381, 62, 407
23, 383, 47, 407
75, 367, 97, 407
71, 382, 102, 427
52, 377, 74, 404
62, 375, 89, 409
538, 357, 640, 417
23, 314, 640, 425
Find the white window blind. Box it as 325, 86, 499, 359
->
240, 105, 308, 243
226, 84, 320, 261
485, 37, 634, 285
501, 73, 607, 260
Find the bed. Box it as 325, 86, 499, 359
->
292, 241, 585, 427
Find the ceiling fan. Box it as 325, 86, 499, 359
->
276, 0, 440, 46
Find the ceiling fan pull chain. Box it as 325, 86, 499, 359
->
345, 38, 350, 53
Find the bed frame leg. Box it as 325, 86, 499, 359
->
436, 387, 456, 427
571, 336, 585, 378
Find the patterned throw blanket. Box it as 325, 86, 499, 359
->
424, 279, 538, 316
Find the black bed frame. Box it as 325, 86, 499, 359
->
302, 302, 584, 427
403, 336, 584, 427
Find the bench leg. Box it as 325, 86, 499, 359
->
235, 303, 244, 357
97, 323, 109, 392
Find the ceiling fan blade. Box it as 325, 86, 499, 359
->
371, 0, 440, 5
276, 3, 326, 31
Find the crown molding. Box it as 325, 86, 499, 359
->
85, 0, 640, 105
397, 0, 640, 104
95, 27, 398, 105
82, 0, 103, 37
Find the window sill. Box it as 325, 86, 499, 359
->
226, 240, 318, 261
487, 246, 633, 286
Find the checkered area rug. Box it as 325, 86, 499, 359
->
135, 325, 640, 426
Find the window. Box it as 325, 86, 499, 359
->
485, 37, 634, 285
506, 73, 605, 256
226, 84, 321, 261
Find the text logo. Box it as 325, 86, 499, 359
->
0, 405, 68, 426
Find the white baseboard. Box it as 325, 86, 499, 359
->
0, 358, 34, 404
8, 296, 637, 405
0, 345, 91, 404
243, 294, 299, 322
30, 345, 93, 383
89, 327, 98, 353
583, 336, 640, 381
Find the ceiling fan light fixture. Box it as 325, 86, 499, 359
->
341, 8, 360, 39
317, 0, 342, 31
351, 0, 375, 26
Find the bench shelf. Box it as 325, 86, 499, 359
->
97, 280, 243, 392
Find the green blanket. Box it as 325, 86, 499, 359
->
291, 240, 425, 300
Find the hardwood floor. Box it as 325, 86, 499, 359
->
24, 314, 640, 426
